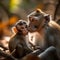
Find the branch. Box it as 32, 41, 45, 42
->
0, 44, 8, 51
54, 0, 60, 20
0, 49, 18, 60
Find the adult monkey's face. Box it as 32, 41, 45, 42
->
28, 9, 50, 32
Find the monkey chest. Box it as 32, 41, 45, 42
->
28, 33, 45, 49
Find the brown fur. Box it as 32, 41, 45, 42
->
28, 9, 60, 59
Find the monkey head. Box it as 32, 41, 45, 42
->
27, 9, 50, 32
13, 20, 28, 35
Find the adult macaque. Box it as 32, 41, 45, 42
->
8, 20, 32, 59
27, 9, 60, 59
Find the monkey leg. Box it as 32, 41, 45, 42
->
38, 46, 59, 60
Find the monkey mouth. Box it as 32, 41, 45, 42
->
23, 32, 28, 36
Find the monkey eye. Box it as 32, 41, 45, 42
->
19, 22, 23, 25
31, 18, 35, 22
23, 22, 26, 24
34, 25, 38, 28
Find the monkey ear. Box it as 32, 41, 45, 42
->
29, 16, 32, 21
44, 15, 50, 23
36, 9, 41, 13
36, 9, 46, 15
12, 27, 18, 34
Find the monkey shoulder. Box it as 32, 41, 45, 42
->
45, 21, 60, 58
48, 20, 60, 31
45, 22, 60, 46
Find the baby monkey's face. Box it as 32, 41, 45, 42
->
16, 20, 28, 35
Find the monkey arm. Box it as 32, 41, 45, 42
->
38, 46, 59, 60
14, 44, 26, 58
15, 43, 32, 58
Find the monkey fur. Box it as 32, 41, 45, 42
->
8, 20, 32, 59
27, 9, 60, 59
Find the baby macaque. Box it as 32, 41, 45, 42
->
8, 20, 32, 59
27, 9, 60, 59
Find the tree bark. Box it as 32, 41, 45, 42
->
43, 0, 58, 20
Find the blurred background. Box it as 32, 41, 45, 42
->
0, 0, 60, 49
